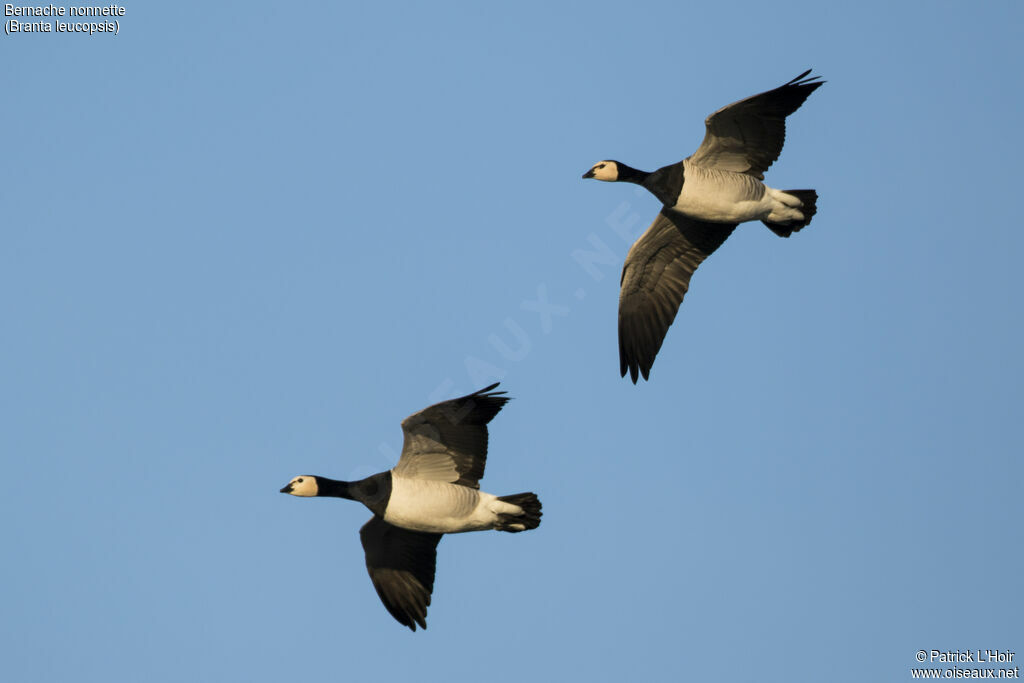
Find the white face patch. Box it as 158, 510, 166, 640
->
587, 161, 619, 182
283, 476, 319, 497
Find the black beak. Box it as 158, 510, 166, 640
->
582, 169, 595, 179
279, 484, 292, 494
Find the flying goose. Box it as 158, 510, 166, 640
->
583, 70, 824, 383
279, 383, 541, 631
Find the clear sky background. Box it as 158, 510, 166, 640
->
3, 2, 1022, 681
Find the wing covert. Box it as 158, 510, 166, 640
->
618, 211, 736, 383
393, 384, 510, 488
687, 70, 823, 179
360, 516, 443, 631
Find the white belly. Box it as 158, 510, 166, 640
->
672, 163, 771, 223
383, 475, 496, 534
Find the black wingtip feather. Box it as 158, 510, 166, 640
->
786, 69, 825, 87
467, 382, 511, 404
430, 383, 512, 427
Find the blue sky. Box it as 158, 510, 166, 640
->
3, 1, 1022, 681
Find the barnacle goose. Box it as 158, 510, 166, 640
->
279, 383, 541, 631
583, 70, 824, 383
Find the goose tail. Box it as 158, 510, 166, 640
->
495, 492, 542, 532
763, 189, 818, 237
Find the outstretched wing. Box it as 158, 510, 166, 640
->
618, 210, 736, 383
360, 516, 443, 632
392, 384, 510, 488
687, 70, 824, 179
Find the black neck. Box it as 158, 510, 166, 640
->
616, 163, 651, 185
638, 162, 685, 207
316, 472, 392, 518
316, 477, 356, 500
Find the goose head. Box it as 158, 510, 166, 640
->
582, 160, 621, 182
280, 475, 319, 497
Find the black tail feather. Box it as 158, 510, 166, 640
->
763, 189, 818, 237
495, 492, 542, 532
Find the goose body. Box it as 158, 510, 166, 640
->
668, 161, 803, 224
583, 70, 824, 383
383, 475, 526, 533
279, 383, 541, 631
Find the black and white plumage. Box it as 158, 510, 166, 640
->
279, 383, 541, 631
583, 70, 824, 383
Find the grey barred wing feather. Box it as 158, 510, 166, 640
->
360, 516, 442, 632
619, 211, 736, 383
687, 70, 824, 179
393, 383, 510, 489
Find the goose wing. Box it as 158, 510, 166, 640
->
393, 383, 510, 489
619, 210, 736, 383
360, 516, 443, 632
687, 70, 823, 180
